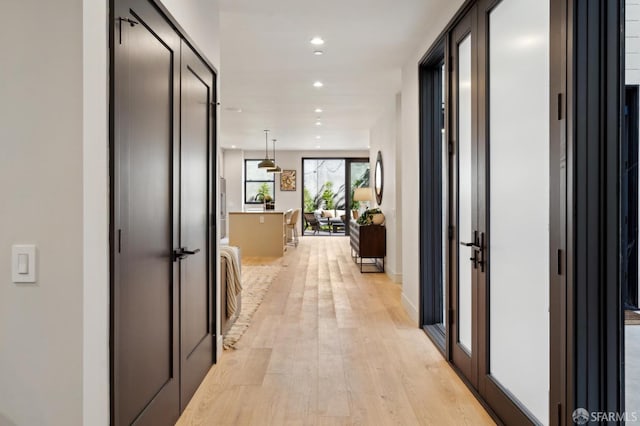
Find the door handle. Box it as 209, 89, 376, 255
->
460, 231, 485, 271
173, 247, 201, 261
460, 241, 481, 250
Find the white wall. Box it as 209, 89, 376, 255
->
369, 94, 403, 282
163, 0, 221, 67
400, 0, 465, 323
222, 149, 245, 215
394, 94, 404, 279
83, 0, 109, 424
0, 1, 84, 425
1, 0, 221, 424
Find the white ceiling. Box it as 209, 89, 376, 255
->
219, 0, 446, 151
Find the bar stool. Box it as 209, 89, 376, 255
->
286, 209, 300, 247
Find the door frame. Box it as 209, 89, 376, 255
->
108, 0, 219, 422
345, 158, 371, 235
300, 157, 369, 236
418, 37, 448, 354
622, 85, 639, 310
568, 0, 624, 422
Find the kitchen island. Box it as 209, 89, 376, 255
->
228, 211, 286, 257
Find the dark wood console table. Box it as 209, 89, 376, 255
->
349, 220, 385, 273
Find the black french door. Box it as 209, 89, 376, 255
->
447, 0, 552, 424
449, 6, 479, 389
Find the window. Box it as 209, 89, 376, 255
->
245, 159, 275, 204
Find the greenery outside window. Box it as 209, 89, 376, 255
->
245, 159, 275, 204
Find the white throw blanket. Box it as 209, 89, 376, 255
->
220, 245, 242, 317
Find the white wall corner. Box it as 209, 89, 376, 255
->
401, 292, 419, 325
83, 0, 110, 425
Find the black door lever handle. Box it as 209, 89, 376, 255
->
173, 247, 201, 261
461, 231, 485, 271
460, 241, 481, 250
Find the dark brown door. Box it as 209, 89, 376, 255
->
112, 0, 181, 424
179, 42, 215, 409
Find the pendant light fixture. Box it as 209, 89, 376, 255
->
267, 139, 282, 173
258, 129, 276, 169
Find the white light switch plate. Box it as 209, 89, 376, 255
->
12, 245, 36, 283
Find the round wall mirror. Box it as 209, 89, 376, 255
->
374, 151, 383, 205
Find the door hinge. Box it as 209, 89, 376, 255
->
448, 142, 453, 155
449, 309, 454, 326
557, 93, 563, 120
120, 17, 139, 27
448, 225, 453, 240
117, 17, 139, 44
118, 229, 122, 254
557, 249, 562, 275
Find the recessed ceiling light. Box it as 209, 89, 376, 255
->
316, 145, 321, 149
315, 135, 321, 139
224, 107, 243, 113
231, 145, 236, 149
313, 50, 324, 56
315, 108, 323, 113
315, 121, 322, 126
310, 37, 325, 46
313, 81, 323, 88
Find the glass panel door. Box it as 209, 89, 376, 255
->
349, 160, 371, 219
449, 6, 478, 387
302, 159, 347, 235
482, 0, 550, 423
457, 33, 473, 355
440, 62, 447, 331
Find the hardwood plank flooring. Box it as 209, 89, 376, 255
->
177, 237, 494, 426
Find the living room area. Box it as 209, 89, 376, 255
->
301, 157, 369, 236
221, 94, 404, 285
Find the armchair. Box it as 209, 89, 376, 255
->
303, 212, 322, 235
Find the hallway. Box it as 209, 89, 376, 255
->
177, 238, 494, 425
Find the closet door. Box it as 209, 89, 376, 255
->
112, 0, 181, 424
179, 41, 216, 409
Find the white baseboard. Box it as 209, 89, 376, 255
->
216, 334, 224, 361
385, 270, 402, 283
401, 292, 419, 325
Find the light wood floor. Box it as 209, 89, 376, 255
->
177, 237, 494, 426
